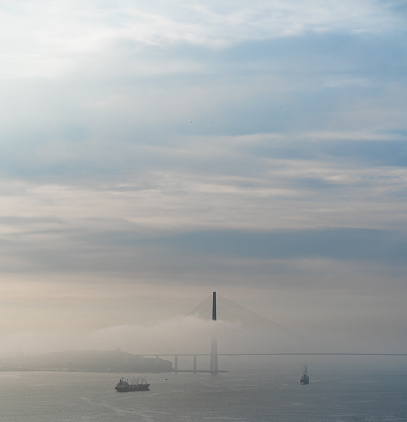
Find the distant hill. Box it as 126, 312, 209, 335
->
0, 349, 173, 373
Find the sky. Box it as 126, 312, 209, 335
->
0, 0, 407, 357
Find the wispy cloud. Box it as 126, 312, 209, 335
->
0, 0, 406, 354
0, 0, 404, 78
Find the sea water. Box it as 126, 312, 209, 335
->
0, 357, 407, 421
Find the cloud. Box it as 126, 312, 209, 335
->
1, 0, 405, 79
2, 28, 406, 181
0, 0, 406, 357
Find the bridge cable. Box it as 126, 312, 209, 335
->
188, 294, 299, 336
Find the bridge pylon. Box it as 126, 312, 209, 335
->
210, 291, 219, 374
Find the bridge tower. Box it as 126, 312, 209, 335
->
210, 291, 219, 374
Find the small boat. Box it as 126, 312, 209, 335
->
115, 377, 150, 392
300, 367, 309, 385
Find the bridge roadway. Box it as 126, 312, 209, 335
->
142, 353, 407, 373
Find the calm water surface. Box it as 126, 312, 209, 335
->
0, 360, 407, 421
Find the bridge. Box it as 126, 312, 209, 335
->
136, 292, 407, 374
137, 353, 407, 374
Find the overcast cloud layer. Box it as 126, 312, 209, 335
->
0, 0, 407, 356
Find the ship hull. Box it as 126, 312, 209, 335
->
115, 384, 150, 392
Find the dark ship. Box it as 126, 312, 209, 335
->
300, 367, 309, 385
115, 377, 150, 392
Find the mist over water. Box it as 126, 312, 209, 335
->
2, 311, 407, 359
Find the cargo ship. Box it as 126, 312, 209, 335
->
115, 377, 150, 392
300, 368, 309, 385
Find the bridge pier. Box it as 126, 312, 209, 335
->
210, 336, 218, 374
193, 354, 197, 373
174, 355, 178, 373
